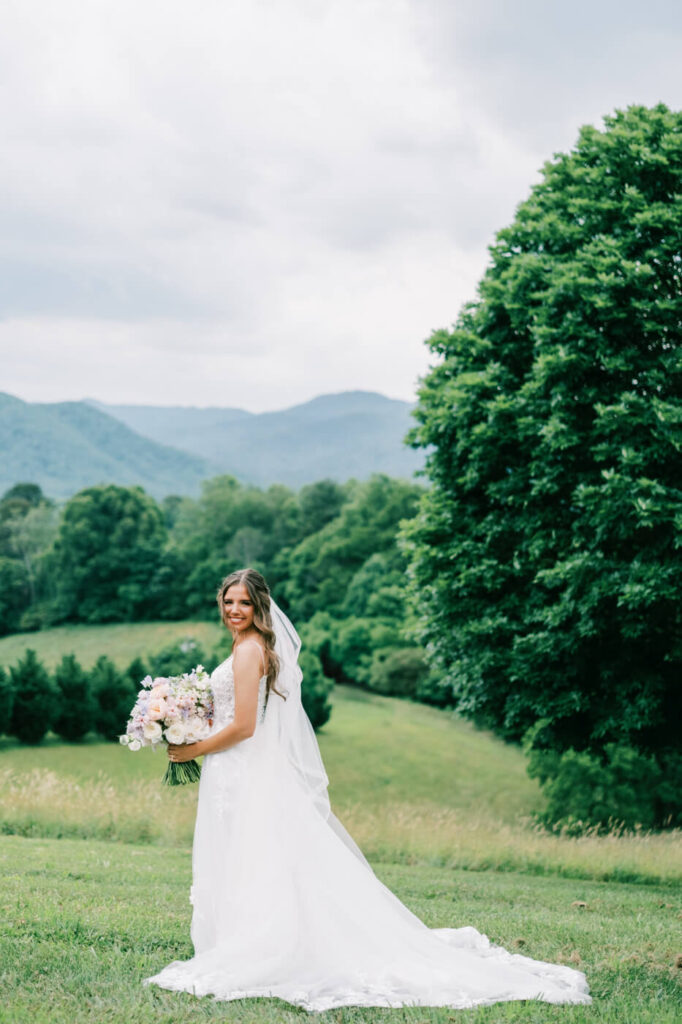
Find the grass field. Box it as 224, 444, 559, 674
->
2, 835, 681, 1024
1, 622, 681, 1022
0, 620, 224, 670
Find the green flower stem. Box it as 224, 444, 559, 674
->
162, 758, 202, 786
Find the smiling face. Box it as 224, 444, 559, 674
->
222, 582, 255, 635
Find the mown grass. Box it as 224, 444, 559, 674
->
0, 620, 224, 670
2, 687, 680, 886
1, 834, 680, 1024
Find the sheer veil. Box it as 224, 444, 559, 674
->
266, 597, 371, 868
266, 598, 329, 818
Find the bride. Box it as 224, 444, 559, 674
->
144, 568, 591, 1011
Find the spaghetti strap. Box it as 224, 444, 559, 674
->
235, 639, 266, 677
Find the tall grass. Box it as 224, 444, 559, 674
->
2, 767, 680, 886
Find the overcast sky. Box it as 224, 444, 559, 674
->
1, 0, 680, 412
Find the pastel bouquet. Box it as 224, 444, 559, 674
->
120, 665, 214, 785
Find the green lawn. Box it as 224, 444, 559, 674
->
1, 835, 680, 1024
1, 622, 681, 1021
0, 620, 224, 670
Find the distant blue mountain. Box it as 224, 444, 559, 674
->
1, 390, 423, 500
91, 391, 424, 488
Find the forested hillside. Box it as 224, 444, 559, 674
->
0, 393, 215, 499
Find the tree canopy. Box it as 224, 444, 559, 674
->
53, 485, 167, 623
404, 105, 681, 805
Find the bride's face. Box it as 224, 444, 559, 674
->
223, 582, 255, 634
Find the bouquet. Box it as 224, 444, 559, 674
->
120, 665, 214, 785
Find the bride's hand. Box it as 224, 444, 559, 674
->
167, 742, 203, 762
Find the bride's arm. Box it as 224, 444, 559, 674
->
167, 644, 262, 762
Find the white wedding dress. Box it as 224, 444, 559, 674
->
145, 645, 592, 1011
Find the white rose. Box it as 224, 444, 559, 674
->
165, 722, 187, 745
143, 720, 163, 742
185, 716, 206, 742
128, 738, 142, 752
119, 734, 130, 745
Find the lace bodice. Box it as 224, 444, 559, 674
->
210, 654, 267, 732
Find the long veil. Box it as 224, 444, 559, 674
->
266, 597, 371, 867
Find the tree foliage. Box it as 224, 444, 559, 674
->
54, 485, 167, 623
282, 475, 422, 621
53, 653, 96, 742
0, 483, 56, 633
91, 655, 136, 742
298, 649, 334, 730
404, 105, 682, 824
0, 664, 14, 730
9, 649, 59, 744
527, 743, 682, 831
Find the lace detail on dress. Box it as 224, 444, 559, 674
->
209, 655, 268, 734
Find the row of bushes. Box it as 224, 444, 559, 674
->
299, 612, 451, 706
0, 638, 335, 745
526, 740, 682, 832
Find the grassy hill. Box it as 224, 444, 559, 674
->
0, 620, 224, 671
0, 392, 215, 499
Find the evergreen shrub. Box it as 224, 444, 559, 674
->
53, 653, 95, 742
9, 649, 59, 744
92, 656, 136, 742
0, 665, 14, 731
298, 649, 333, 730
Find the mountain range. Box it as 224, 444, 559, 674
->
1, 390, 423, 500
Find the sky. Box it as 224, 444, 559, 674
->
1, 0, 680, 412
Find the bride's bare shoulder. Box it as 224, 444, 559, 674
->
233, 639, 266, 671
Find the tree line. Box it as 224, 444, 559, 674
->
0, 473, 434, 730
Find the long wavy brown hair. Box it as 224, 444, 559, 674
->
216, 568, 284, 699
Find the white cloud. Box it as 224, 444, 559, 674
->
0, 0, 680, 410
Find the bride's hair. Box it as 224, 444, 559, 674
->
217, 568, 284, 699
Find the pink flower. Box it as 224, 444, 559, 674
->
147, 697, 168, 721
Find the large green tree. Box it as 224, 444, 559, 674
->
404, 106, 681, 783
53, 485, 167, 623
